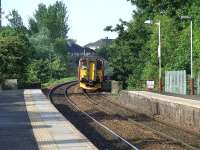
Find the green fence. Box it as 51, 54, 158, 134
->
165, 70, 186, 95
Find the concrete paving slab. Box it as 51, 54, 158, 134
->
24, 89, 98, 150
130, 91, 200, 108
0, 90, 39, 150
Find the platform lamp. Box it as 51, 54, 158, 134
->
180, 16, 194, 95
144, 20, 162, 92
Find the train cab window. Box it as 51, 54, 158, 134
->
81, 60, 87, 69
97, 60, 102, 70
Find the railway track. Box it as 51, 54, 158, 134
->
83, 91, 200, 150
48, 81, 200, 150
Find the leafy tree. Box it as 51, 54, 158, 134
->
188, 0, 200, 76
54, 37, 68, 63
106, 12, 151, 87
0, 1, 70, 86
28, 18, 39, 34
29, 27, 53, 60
127, 0, 191, 16
32, 1, 69, 41
0, 27, 30, 81
47, 1, 69, 39
96, 46, 110, 60
105, 0, 200, 89
143, 16, 179, 78
26, 59, 51, 83
27, 1, 70, 83
7, 10, 24, 29
6, 10, 28, 34
104, 19, 128, 36
34, 4, 48, 29
26, 56, 67, 83
51, 56, 67, 79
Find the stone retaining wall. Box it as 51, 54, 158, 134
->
118, 91, 200, 134
3, 79, 18, 90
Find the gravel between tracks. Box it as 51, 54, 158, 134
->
47, 83, 199, 150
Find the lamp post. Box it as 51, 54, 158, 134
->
0, 0, 2, 28
180, 16, 194, 95
0, 0, 5, 28
145, 20, 162, 92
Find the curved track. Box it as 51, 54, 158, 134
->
48, 81, 199, 150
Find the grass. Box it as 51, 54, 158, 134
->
42, 76, 76, 89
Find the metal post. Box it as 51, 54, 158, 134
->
190, 20, 194, 95
191, 20, 193, 79
157, 21, 162, 92
50, 53, 52, 79
180, 16, 194, 95
0, 0, 2, 28
145, 19, 162, 92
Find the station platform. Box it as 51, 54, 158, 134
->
0, 90, 38, 150
130, 91, 200, 108
24, 89, 97, 150
118, 90, 200, 134
0, 89, 97, 150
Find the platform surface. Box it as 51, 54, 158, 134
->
0, 90, 39, 150
130, 91, 200, 108
24, 89, 97, 150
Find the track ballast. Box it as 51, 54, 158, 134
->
48, 81, 199, 150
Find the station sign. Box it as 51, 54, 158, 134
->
146, 80, 154, 89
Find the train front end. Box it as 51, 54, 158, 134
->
78, 57, 104, 91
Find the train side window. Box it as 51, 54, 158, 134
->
81, 60, 87, 69
97, 60, 102, 70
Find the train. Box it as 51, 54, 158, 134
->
77, 56, 104, 90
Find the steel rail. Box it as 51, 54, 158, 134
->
83, 92, 199, 150
48, 81, 78, 100
62, 82, 139, 150
49, 81, 199, 150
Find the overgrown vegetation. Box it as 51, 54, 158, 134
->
42, 76, 76, 89
2, 0, 200, 90
101, 0, 200, 89
0, 1, 70, 86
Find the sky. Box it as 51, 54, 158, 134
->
2, 0, 135, 46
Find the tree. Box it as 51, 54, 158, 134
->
34, 3, 48, 29
105, 12, 151, 87
26, 56, 67, 83
96, 47, 110, 60
0, 1, 70, 86
127, 0, 191, 16
32, 1, 69, 41
28, 18, 39, 34
54, 37, 68, 63
26, 59, 51, 83
7, 10, 25, 31
29, 27, 53, 60
0, 27, 30, 81
140, 16, 180, 85
47, 1, 69, 40
27, 1, 70, 83
105, 0, 200, 89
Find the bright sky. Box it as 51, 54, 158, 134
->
2, 0, 135, 46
